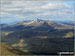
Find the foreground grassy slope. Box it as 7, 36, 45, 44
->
0, 43, 30, 55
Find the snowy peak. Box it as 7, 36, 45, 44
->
34, 18, 41, 22
21, 18, 44, 26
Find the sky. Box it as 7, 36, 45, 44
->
0, 0, 74, 24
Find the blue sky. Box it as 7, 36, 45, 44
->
66, 1, 74, 7
1, 0, 74, 24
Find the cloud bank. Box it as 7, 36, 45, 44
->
0, 0, 74, 23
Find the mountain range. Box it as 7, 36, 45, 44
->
1, 19, 74, 55
1, 19, 74, 31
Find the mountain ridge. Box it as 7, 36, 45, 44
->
1, 19, 74, 31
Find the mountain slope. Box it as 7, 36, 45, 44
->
1, 20, 74, 55
1, 20, 74, 31
1, 20, 54, 31
0, 43, 30, 55
46, 21, 74, 29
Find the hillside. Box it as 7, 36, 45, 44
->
1, 29, 74, 55
1, 20, 74, 55
0, 43, 30, 55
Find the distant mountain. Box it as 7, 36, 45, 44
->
0, 24, 8, 28
62, 22, 75, 26
46, 21, 74, 29
1, 19, 74, 31
15, 18, 45, 26
57, 21, 75, 26
0, 19, 53, 31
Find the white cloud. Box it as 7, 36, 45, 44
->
0, 0, 74, 22
41, 2, 71, 10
